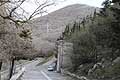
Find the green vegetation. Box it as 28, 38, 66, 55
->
36, 55, 54, 66
62, 0, 120, 79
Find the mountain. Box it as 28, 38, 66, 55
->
29, 4, 97, 52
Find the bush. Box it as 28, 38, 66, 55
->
45, 50, 54, 57
104, 63, 120, 79
71, 32, 96, 71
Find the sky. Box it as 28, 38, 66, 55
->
21, 0, 105, 17
48, 0, 105, 12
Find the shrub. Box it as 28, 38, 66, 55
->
71, 32, 96, 71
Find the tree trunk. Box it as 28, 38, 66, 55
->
0, 61, 3, 80
9, 58, 15, 80
0, 61, 2, 70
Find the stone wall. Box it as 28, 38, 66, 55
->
62, 42, 73, 70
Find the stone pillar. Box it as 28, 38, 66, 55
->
57, 40, 63, 72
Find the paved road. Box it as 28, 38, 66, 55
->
21, 58, 69, 80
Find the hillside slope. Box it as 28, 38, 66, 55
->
29, 4, 97, 52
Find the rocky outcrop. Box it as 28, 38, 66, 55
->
113, 57, 120, 64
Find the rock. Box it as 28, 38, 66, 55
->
113, 57, 120, 64
80, 76, 89, 80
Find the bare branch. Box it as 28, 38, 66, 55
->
9, 0, 26, 17
28, 0, 54, 20
0, 0, 57, 25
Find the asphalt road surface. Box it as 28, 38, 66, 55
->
21, 58, 69, 80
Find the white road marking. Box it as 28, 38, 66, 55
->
41, 71, 52, 80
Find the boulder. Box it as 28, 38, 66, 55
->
113, 57, 120, 64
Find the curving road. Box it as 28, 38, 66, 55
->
21, 58, 69, 80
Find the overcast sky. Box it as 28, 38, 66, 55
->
21, 0, 105, 17
49, 0, 105, 12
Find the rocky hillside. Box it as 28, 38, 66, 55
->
29, 4, 97, 52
